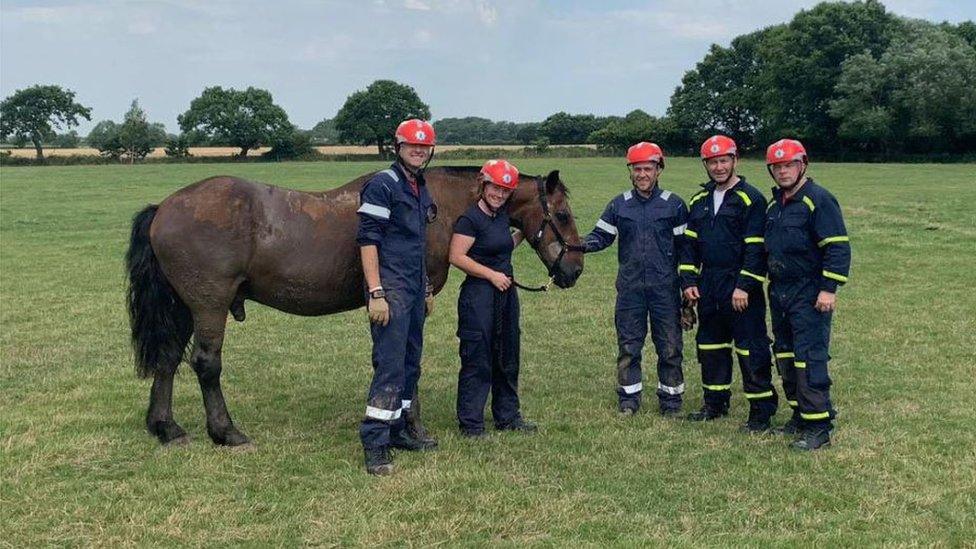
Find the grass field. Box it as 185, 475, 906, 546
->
1, 158, 974, 545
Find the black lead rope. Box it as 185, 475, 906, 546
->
511, 178, 586, 293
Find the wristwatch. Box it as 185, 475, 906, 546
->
369, 288, 386, 299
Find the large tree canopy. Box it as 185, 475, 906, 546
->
334, 80, 430, 155
0, 85, 91, 160
178, 86, 292, 158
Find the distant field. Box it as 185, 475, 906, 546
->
1, 158, 974, 545
2, 144, 595, 158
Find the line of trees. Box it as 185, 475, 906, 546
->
2, 1, 973, 162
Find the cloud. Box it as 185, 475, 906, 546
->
405, 0, 432, 10
476, 1, 497, 26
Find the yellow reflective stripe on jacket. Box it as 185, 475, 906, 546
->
733, 346, 749, 356
698, 342, 733, 351
795, 361, 807, 369
744, 236, 764, 244
689, 192, 708, 206
702, 383, 732, 391
678, 264, 700, 275
787, 400, 799, 407
745, 391, 774, 399
775, 352, 795, 359
822, 270, 849, 283
685, 228, 699, 239
817, 235, 849, 247
801, 411, 830, 420
802, 196, 816, 212
734, 190, 752, 207
740, 269, 766, 283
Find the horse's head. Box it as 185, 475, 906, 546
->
509, 170, 584, 289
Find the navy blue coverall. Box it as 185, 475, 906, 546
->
453, 204, 523, 433
765, 178, 851, 431
356, 164, 436, 449
584, 186, 689, 412
679, 177, 777, 419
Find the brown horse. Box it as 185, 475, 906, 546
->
126, 166, 584, 446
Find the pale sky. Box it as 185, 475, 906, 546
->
1, 0, 973, 134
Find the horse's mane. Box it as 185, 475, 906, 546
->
434, 165, 569, 195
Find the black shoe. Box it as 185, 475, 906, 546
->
619, 403, 639, 417
686, 407, 728, 422
659, 407, 682, 418
364, 446, 394, 475
460, 428, 487, 439
496, 418, 538, 433
791, 428, 831, 451
772, 416, 801, 435
390, 430, 437, 451
404, 410, 438, 447
739, 419, 773, 434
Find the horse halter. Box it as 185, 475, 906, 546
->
516, 177, 586, 292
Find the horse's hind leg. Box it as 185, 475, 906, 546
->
147, 359, 189, 445
190, 310, 251, 447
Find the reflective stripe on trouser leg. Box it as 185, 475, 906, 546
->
360, 289, 414, 449
696, 302, 733, 411
733, 290, 777, 417
615, 291, 648, 407
787, 286, 835, 427
647, 284, 684, 408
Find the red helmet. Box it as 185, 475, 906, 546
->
700, 135, 737, 160
480, 159, 519, 190
766, 138, 807, 165
626, 142, 665, 167
395, 119, 436, 146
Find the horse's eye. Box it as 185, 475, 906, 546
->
555, 211, 571, 223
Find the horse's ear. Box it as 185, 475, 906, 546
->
545, 170, 561, 194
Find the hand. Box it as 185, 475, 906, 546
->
681, 303, 697, 331
368, 296, 390, 326
732, 288, 749, 312
815, 291, 836, 313
425, 294, 434, 317
683, 286, 700, 306
489, 271, 512, 292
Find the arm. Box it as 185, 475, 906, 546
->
356, 179, 393, 325
583, 201, 618, 253
813, 192, 851, 311
449, 233, 511, 291
735, 191, 769, 294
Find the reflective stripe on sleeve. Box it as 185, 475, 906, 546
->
794, 361, 807, 369
775, 352, 795, 359
380, 168, 400, 182
817, 235, 850, 247
596, 219, 618, 235
733, 346, 749, 356
740, 270, 766, 283
672, 223, 687, 236
744, 236, 764, 244
823, 270, 849, 283
358, 203, 391, 220
802, 196, 816, 212
787, 400, 799, 408
678, 264, 700, 275
689, 192, 707, 206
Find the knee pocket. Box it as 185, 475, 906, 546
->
458, 329, 486, 363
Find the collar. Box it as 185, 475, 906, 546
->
772, 177, 812, 203
390, 162, 425, 188
633, 184, 661, 202
702, 176, 746, 194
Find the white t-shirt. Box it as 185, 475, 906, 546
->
712, 188, 727, 215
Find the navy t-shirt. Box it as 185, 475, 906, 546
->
453, 203, 515, 278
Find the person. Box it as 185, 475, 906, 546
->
764, 138, 851, 450
449, 159, 537, 437
356, 118, 439, 475
582, 142, 689, 416
680, 135, 778, 432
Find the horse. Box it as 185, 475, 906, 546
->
125, 166, 585, 447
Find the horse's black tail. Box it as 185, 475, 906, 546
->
125, 205, 193, 378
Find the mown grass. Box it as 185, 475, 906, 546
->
1, 158, 974, 546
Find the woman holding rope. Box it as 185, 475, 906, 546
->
449, 159, 538, 438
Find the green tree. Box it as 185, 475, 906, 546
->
86, 120, 119, 150
539, 112, 613, 145
0, 85, 91, 160
54, 130, 81, 148
92, 100, 167, 162
178, 86, 292, 158
164, 134, 193, 158
589, 110, 682, 153
308, 118, 339, 144
334, 80, 430, 155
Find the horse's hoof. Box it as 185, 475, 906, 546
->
211, 428, 252, 448
148, 421, 188, 445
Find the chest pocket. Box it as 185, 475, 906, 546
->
390, 189, 422, 237
715, 203, 744, 240
768, 208, 810, 253
652, 209, 677, 258
615, 206, 641, 242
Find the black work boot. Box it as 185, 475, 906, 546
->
496, 418, 538, 433
791, 427, 831, 451
364, 446, 394, 475
686, 406, 728, 422
772, 414, 802, 435
739, 407, 773, 434
403, 409, 438, 448
390, 430, 437, 451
